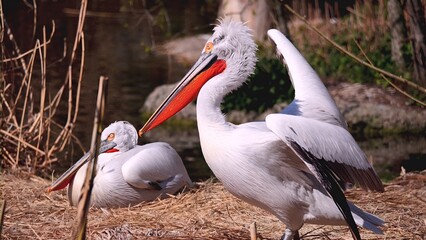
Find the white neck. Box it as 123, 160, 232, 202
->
196, 74, 230, 130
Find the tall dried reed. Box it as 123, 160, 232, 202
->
0, 0, 88, 174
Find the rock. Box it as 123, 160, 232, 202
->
158, 34, 210, 65
328, 82, 426, 134
140, 83, 197, 120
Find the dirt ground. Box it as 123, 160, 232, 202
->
1, 171, 425, 240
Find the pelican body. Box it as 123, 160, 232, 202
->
139, 19, 384, 240
48, 121, 192, 208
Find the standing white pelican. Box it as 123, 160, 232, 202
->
138, 19, 384, 240
48, 121, 193, 208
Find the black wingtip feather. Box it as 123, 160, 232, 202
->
316, 160, 362, 240
324, 160, 384, 192
289, 140, 362, 240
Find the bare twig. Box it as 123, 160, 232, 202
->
35, 26, 48, 162
31, 0, 37, 40
50, 119, 85, 153
284, 4, 426, 94
354, 40, 426, 106
0, 130, 46, 156
15, 41, 38, 166
72, 32, 85, 126
0, 200, 5, 237
2, 147, 15, 166
250, 222, 257, 240
1, 21, 55, 64
49, 0, 87, 156
1, 0, 87, 174
0, 0, 4, 44
11, 45, 35, 114
73, 76, 108, 239
3, 19, 28, 71
1, 90, 19, 126
28, 223, 43, 240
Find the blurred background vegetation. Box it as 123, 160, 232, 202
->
223, 0, 426, 112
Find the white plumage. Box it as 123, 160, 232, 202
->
48, 121, 193, 208
139, 19, 384, 240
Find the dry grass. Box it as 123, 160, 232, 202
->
1, 171, 425, 240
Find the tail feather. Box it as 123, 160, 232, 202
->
350, 202, 384, 234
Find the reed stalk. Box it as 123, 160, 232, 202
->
73, 76, 108, 239
0, 200, 5, 237
0, 0, 87, 174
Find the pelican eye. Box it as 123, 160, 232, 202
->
107, 133, 115, 141
204, 42, 214, 53
216, 34, 224, 42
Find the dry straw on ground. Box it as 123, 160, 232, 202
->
1, 171, 425, 240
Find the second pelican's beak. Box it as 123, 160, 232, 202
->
99, 140, 118, 153
46, 152, 91, 192
47, 140, 118, 192
139, 53, 226, 136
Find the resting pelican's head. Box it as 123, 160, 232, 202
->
139, 18, 258, 135
100, 121, 138, 153
47, 121, 138, 192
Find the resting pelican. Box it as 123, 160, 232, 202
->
48, 121, 193, 208
138, 19, 384, 240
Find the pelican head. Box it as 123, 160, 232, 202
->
47, 121, 138, 192
205, 19, 257, 90
100, 121, 138, 153
139, 19, 258, 135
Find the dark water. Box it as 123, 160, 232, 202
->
4, 1, 425, 181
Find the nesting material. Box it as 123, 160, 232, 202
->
1, 172, 425, 239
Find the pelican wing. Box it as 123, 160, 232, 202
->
267, 113, 383, 240
121, 142, 190, 190
267, 29, 346, 128
266, 113, 383, 192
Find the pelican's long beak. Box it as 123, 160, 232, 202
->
47, 140, 117, 192
139, 53, 226, 136
46, 152, 91, 192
